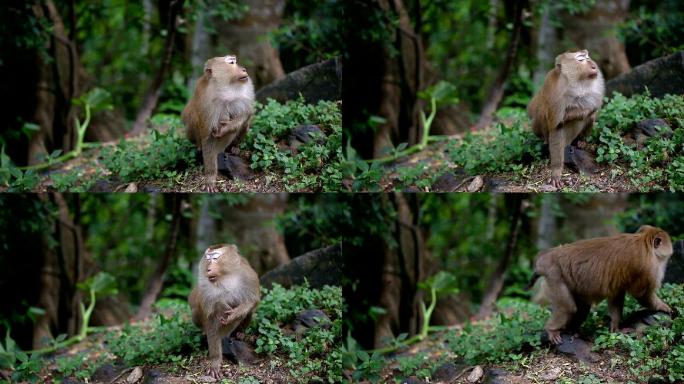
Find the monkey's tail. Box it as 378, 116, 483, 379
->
525, 272, 541, 291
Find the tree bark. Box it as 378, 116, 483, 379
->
134, 194, 183, 320
215, 0, 286, 89
474, 1, 524, 130
130, 0, 184, 135
475, 194, 524, 320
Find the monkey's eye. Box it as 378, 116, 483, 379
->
205, 250, 221, 261
224, 56, 237, 65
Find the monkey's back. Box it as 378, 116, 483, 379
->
535, 233, 650, 300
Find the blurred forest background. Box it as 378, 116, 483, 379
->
0, 0, 343, 193
343, 0, 684, 194
0, 193, 344, 382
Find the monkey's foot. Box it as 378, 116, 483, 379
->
550, 177, 563, 189
209, 366, 222, 380
547, 330, 563, 345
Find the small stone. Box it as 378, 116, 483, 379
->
467, 176, 484, 192
217, 154, 254, 181
197, 375, 217, 383
124, 183, 138, 193
539, 367, 562, 381
467, 365, 483, 383
126, 366, 143, 383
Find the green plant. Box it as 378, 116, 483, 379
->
245, 98, 342, 191
250, 282, 342, 383
106, 300, 201, 365
100, 124, 196, 182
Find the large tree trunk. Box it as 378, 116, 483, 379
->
561, 0, 631, 79
215, 0, 286, 89
557, 194, 629, 242
218, 194, 290, 275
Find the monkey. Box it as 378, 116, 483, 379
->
182, 55, 255, 192
528, 49, 605, 188
528, 225, 673, 345
188, 244, 260, 379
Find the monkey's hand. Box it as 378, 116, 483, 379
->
220, 308, 237, 325
547, 329, 563, 345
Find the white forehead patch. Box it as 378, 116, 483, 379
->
224, 56, 237, 64
575, 52, 588, 61
205, 250, 222, 261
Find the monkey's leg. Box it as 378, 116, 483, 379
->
565, 298, 590, 336
637, 292, 672, 314
544, 274, 576, 344
607, 293, 625, 332
201, 139, 219, 192
548, 128, 565, 188
206, 324, 224, 379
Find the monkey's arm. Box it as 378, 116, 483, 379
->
212, 98, 254, 138
563, 106, 597, 123
220, 300, 257, 326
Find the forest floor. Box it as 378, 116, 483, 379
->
360, 140, 640, 193
36, 142, 290, 193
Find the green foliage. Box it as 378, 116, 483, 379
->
101, 124, 196, 182
250, 282, 342, 383
446, 298, 545, 364
447, 111, 542, 175
619, 1, 684, 62
271, 0, 343, 71
106, 300, 201, 366
53, 352, 105, 382
49, 169, 99, 192
592, 92, 684, 191
591, 284, 684, 382
245, 98, 342, 191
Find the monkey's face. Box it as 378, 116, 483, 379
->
556, 50, 599, 80
204, 249, 223, 283
205, 55, 250, 85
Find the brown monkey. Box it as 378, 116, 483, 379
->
528, 50, 605, 188
529, 225, 673, 345
188, 244, 260, 379
182, 55, 255, 192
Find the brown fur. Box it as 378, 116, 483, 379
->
533, 225, 673, 344
528, 50, 605, 188
188, 244, 260, 379
182, 55, 255, 192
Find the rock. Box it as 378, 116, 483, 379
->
289, 125, 326, 146
222, 337, 256, 365
484, 177, 508, 192
140, 185, 162, 193
467, 365, 484, 383
217, 154, 254, 181
127, 366, 143, 383
294, 309, 332, 336
621, 309, 672, 335
467, 176, 484, 192
432, 362, 468, 381
636, 118, 672, 138
260, 244, 342, 289
91, 363, 126, 382
539, 367, 562, 381
665, 240, 684, 284
124, 183, 138, 193
432, 171, 468, 192
256, 58, 342, 104
483, 368, 509, 384
89, 177, 120, 192
196, 375, 217, 383
402, 377, 428, 384
142, 368, 166, 384
564, 146, 597, 175
549, 333, 600, 363
606, 50, 684, 98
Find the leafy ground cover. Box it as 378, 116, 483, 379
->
346, 92, 684, 192
2, 282, 342, 384
0, 98, 342, 193
345, 283, 684, 383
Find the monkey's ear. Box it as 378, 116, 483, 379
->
205, 67, 212, 76
654, 237, 662, 249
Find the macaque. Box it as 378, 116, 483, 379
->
182, 55, 255, 192
529, 225, 673, 345
528, 50, 605, 188
188, 244, 260, 379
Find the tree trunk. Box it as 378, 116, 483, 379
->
218, 194, 290, 275
474, 1, 524, 130
130, 0, 184, 135
476, 194, 524, 320
535, 194, 557, 250
557, 194, 629, 242
532, 5, 557, 90
134, 194, 183, 320
215, 0, 286, 89
561, 0, 631, 79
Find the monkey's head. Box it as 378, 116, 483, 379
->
202, 244, 240, 283
204, 55, 251, 86
638, 225, 674, 260
555, 50, 600, 81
